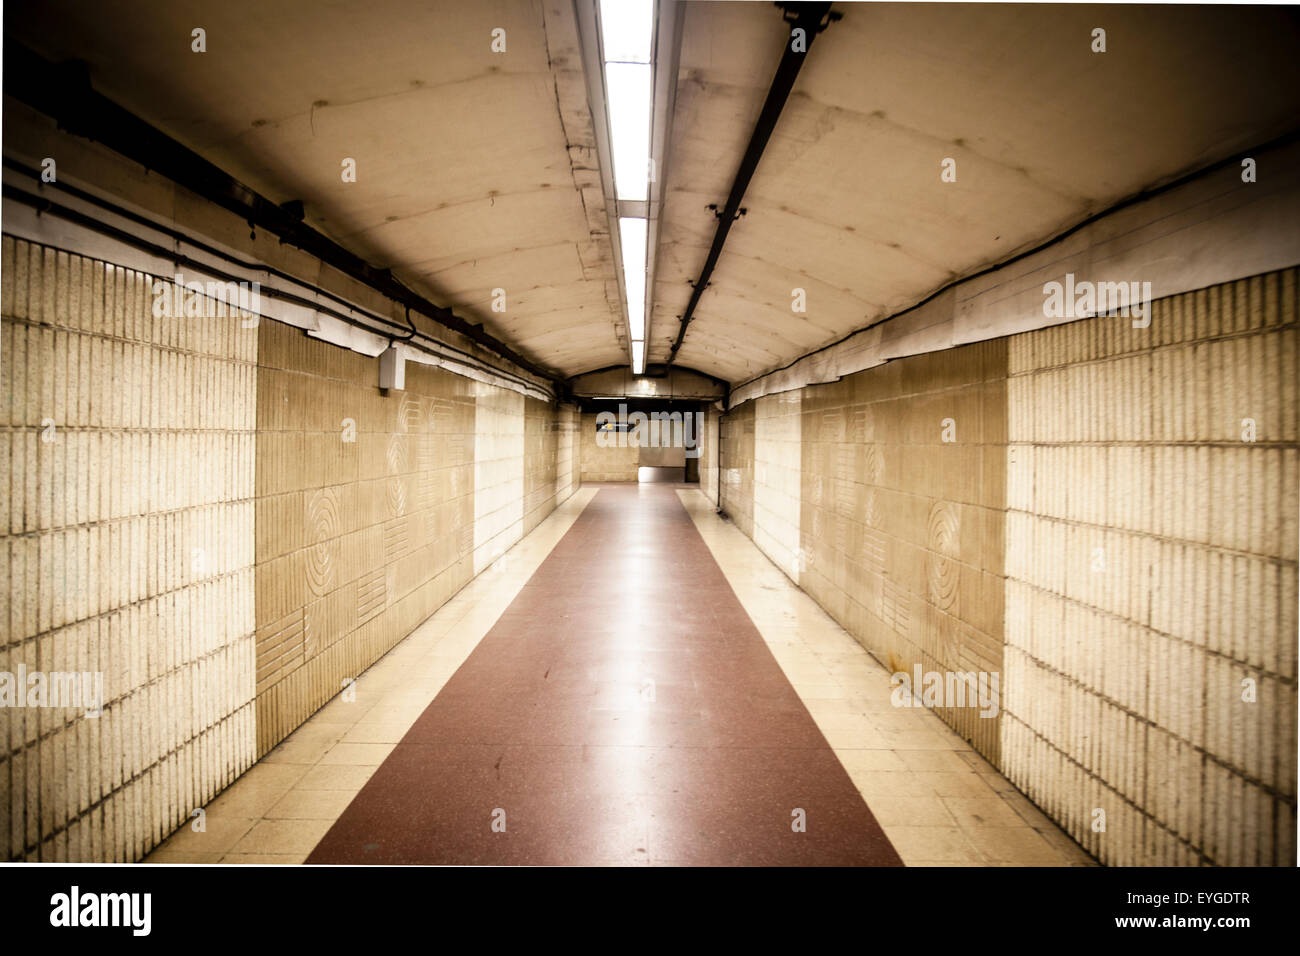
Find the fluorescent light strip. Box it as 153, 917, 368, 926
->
618, 216, 647, 341
604, 62, 651, 201
599, 0, 654, 373
599, 0, 653, 64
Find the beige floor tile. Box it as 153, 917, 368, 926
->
963, 826, 1067, 864
829, 663, 890, 685
845, 692, 902, 713
911, 771, 998, 798
141, 848, 224, 864
260, 735, 342, 766
305, 708, 374, 730
1031, 823, 1099, 864
205, 782, 299, 820
999, 789, 1061, 828
865, 796, 957, 827
871, 711, 942, 733
294, 762, 380, 792
942, 796, 1028, 828
801, 698, 864, 717
895, 750, 977, 773
809, 711, 877, 732
282, 723, 348, 749
819, 725, 895, 749
850, 770, 938, 800
835, 748, 908, 773
790, 681, 850, 699
219, 852, 308, 865
873, 728, 969, 751
883, 826, 984, 864
145, 816, 258, 859
317, 742, 397, 766
227, 761, 314, 792
228, 819, 334, 856
265, 789, 358, 820
908, 860, 986, 867
339, 721, 417, 744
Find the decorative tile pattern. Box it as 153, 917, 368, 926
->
1, 237, 257, 862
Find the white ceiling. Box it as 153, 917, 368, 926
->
653, 2, 1300, 382
7, 1, 1300, 385
8, 0, 629, 378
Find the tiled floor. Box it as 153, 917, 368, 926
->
144, 483, 1094, 866
306, 482, 900, 865
677, 488, 1094, 867
143, 487, 601, 865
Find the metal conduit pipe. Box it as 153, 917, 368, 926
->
664, 1, 838, 368
2, 182, 556, 400
3, 40, 563, 389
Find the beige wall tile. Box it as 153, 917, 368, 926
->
721, 267, 1297, 866
1, 238, 257, 863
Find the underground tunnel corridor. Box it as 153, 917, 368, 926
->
139, 483, 1090, 866
1, 0, 1298, 939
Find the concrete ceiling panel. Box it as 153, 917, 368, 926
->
7, 1, 1299, 384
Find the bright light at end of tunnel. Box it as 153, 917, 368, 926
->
631, 340, 645, 375
618, 216, 647, 341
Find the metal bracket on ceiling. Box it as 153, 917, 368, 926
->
775, 2, 842, 33
707, 203, 747, 222
665, 2, 834, 370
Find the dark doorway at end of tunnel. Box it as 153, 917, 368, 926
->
582, 396, 706, 485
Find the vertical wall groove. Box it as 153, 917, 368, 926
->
2, 235, 583, 858
1002, 267, 1298, 866
1, 236, 257, 861
722, 266, 1298, 865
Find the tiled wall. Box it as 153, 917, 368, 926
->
700, 405, 720, 506
2, 236, 580, 859
1002, 269, 1298, 866
797, 342, 1008, 762
1, 237, 257, 860
252, 323, 479, 756
523, 397, 559, 537
579, 412, 639, 482
720, 267, 1297, 864
752, 392, 803, 583
555, 403, 579, 504
472, 385, 525, 575
718, 401, 755, 537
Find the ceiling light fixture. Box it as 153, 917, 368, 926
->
599, 0, 654, 375
618, 216, 647, 341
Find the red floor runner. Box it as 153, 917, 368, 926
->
306, 485, 903, 866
